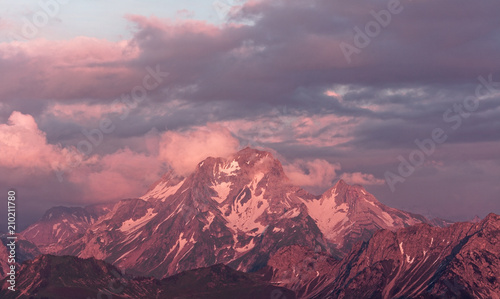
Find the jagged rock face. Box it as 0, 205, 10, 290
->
4, 215, 497, 299
21, 147, 429, 279
9, 148, 499, 298
19, 204, 112, 254
300, 180, 428, 252
301, 213, 500, 299
0, 255, 295, 299
265, 245, 341, 299
59, 148, 330, 278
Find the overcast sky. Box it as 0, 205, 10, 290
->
1, 0, 499, 229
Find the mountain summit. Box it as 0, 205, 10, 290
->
21, 147, 430, 278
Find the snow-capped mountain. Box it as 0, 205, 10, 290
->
301, 180, 429, 252
20, 147, 429, 279
58, 148, 329, 277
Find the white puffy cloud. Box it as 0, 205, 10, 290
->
158, 124, 240, 176
340, 172, 385, 186
0, 111, 72, 171
284, 159, 341, 189
284, 158, 385, 192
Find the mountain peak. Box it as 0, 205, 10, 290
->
22, 146, 431, 281
195, 147, 287, 182
322, 179, 367, 204
480, 213, 499, 227
334, 179, 348, 188
39, 206, 98, 223
142, 147, 287, 204
334, 179, 366, 192
236, 146, 272, 157
231, 147, 278, 167
471, 215, 482, 223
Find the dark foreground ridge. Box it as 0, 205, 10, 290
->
0, 254, 295, 299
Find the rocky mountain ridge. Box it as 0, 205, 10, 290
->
267, 213, 499, 298
3, 213, 498, 298
18, 148, 432, 279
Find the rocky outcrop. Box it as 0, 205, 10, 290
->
268, 213, 499, 299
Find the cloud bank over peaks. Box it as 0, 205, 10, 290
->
283, 158, 384, 194
0, 112, 242, 204
158, 124, 241, 176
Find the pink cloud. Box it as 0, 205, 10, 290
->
0, 111, 163, 202
0, 111, 73, 171
0, 111, 242, 204
283, 159, 341, 189
340, 172, 385, 186
0, 37, 140, 100
126, 14, 222, 37
222, 113, 357, 147
283, 158, 385, 192
43, 102, 125, 122
0, 16, 237, 104
290, 115, 355, 147
176, 9, 195, 19
158, 124, 240, 176
67, 148, 164, 203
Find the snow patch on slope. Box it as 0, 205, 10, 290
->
141, 179, 185, 202
224, 195, 268, 234
119, 208, 157, 233
220, 160, 240, 176
380, 211, 395, 227
211, 181, 232, 203
282, 208, 301, 219
364, 198, 395, 227
203, 212, 215, 231
223, 173, 268, 234
302, 191, 349, 240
